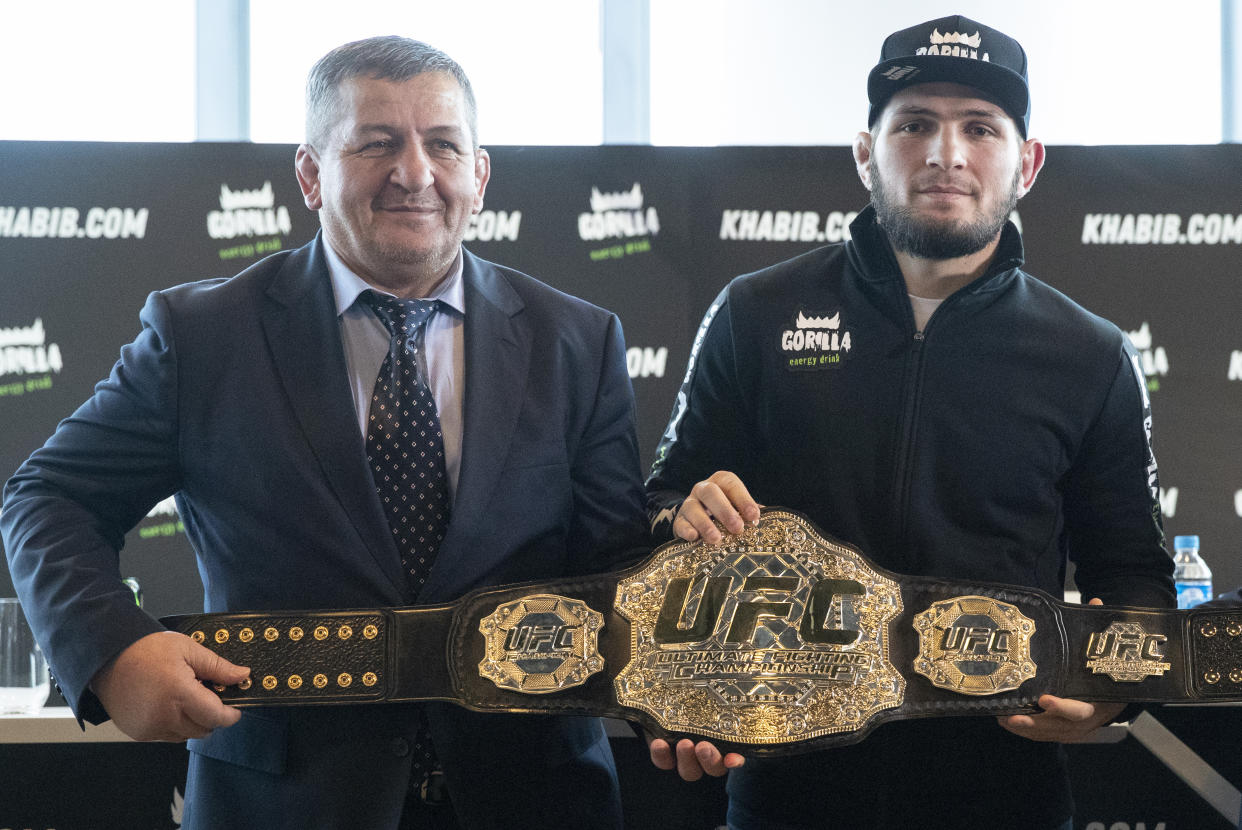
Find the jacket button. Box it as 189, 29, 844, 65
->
390, 738, 410, 757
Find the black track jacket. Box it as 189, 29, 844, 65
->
646, 205, 1174, 829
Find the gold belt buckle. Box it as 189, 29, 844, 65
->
612, 511, 906, 746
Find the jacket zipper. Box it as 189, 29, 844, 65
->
890, 283, 956, 573
891, 328, 926, 571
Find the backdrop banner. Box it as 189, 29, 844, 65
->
1, 141, 1239, 619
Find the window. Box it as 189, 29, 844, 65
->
0, 0, 1227, 145
0, 1, 196, 142
650, 0, 1222, 145
248, 0, 603, 145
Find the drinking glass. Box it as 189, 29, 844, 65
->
0, 598, 50, 715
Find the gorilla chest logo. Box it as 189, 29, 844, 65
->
780, 309, 852, 371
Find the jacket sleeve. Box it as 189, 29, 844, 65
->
1, 291, 182, 722
645, 285, 755, 542
1062, 340, 1175, 610
565, 312, 651, 572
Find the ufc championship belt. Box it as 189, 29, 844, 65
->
162, 509, 1242, 757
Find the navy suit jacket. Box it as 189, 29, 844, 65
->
2, 236, 648, 828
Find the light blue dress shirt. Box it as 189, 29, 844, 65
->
323, 240, 465, 502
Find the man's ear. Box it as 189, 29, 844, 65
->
853, 132, 875, 192
1017, 138, 1046, 197
294, 145, 323, 210
472, 147, 491, 214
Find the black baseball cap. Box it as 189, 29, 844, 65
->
867, 15, 1030, 136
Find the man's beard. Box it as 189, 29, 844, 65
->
870, 162, 1020, 260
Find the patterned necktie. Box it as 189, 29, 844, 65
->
364, 293, 450, 800
363, 292, 450, 599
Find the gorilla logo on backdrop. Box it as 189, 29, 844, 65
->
579, 183, 660, 262
207, 181, 295, 262
138, 495, 186, 542
0, 318, 62, 399
1127, 322, 1169, 393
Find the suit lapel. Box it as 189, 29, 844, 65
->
260, 237, 407, 599
422, 251, 529, 599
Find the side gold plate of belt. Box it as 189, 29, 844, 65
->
162, 509, 1242, 757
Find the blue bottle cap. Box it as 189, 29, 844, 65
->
1173, 535, 1200, 548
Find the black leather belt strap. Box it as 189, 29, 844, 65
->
162, 509, 1242, 756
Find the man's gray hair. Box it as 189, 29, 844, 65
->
305, 35, 478, 148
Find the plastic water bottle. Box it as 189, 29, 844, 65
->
1173, 535, 1212, 609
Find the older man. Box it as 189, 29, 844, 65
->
3, 36, 646, 829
